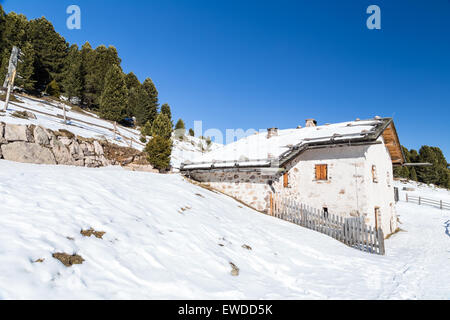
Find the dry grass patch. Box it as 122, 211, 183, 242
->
81, 228, 106, 239
52, 253, 84, 267
229, 262, 240, 276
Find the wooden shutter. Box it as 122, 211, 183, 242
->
283, 172, 289, 188
315, 164, 327, 180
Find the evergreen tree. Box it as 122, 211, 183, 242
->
0, 5, 6, 55
161, 103, 173, 127
15, 41, 36, 91
141, 77, 158, 124
127, 85, 149, 120
174, 118, 185, 140
45, 80, 60, 97
27, 17, 68, 91
62, 44, 83, 101
83, 44, 121, 108
99, 64, 128, 122
189, 128, 195, 137
151, 113, 172, 139
141, 121, 152, 137
410, 167, 418, 181
125, 72, 140, 91
144, 136, 172, 171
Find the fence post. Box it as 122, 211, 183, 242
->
419, 196, 421, 205
440, 200, 443, 210
377, 228, 385, 255
406, 193, 408, 202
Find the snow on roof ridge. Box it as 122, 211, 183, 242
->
183, 117, 388, 168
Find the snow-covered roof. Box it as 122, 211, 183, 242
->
181, 117, 395, 170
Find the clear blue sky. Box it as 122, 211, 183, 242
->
2, 0, 449, 158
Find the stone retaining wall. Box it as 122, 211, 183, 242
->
0, 122, 109, 167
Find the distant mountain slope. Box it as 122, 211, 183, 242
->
0, 161, 448, 299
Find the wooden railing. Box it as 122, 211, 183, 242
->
271, 195, 385, 255
405, 193, 450, 210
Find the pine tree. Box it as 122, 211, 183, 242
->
144, 136, 172, 171
99, 64, 128, 122
141, 77, 158, 124
45, 80, 60, 97
125, 72, 140, 91
410, 167, 418, 181
62, 44, 83, 101
15, 41, 36, 92
27, 17, 68, 91
151, 113, 172, 139
83, 44, 121, 108
141, 121, 152, 137
127, 85, 149, 120
174, 118, 186, 139
189, 128, 195, 137
0, 6, 6, 55
161, 103, 173, 127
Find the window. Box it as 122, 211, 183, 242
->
283, 172, 289, 188
315, 164, 328, 181
372, 165, 378, 183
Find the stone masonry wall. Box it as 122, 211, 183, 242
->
0, 122, 109, 167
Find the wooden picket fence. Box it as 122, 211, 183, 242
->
270, 195, 385, 255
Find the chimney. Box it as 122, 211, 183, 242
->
305, 119, 317, 127
267, 128, 278, 139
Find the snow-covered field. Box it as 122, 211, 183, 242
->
0, 95, 220, 169
0, 160, 448, 299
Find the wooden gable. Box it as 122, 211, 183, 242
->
381, 121, 404, 165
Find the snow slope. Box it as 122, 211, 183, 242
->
0, 95, 220, 169
0, 161, 448, 299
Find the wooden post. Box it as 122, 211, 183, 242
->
406, 193, 408, 202
377, 228, 385, 255
419, 196, 421, 205
3, 69, 16, 111
440, 200, 443, 210
63, 103, 67, 124
270, 193, 274, 216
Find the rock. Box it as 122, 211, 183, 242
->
1, 142, 56, 164
0, 122, 6, 144
93, 140, 104, 156
58, 136, 72, 146
52, 140, 74, 165
4, 124, 29, 142
69, 140, 83, 160
33, 126, 51, 146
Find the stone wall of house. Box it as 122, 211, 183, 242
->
189, 170, 276, 212
189, 139, 398, 237
0, 122, 109, 167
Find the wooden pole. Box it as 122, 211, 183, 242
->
63, 103, 67, 124
3, 69, 16, 111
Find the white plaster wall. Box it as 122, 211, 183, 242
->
362, 138, 398, 234
189, 140, 398, 237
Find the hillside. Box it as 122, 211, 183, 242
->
0, 160, 448, 299
0, 94, 220, 169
